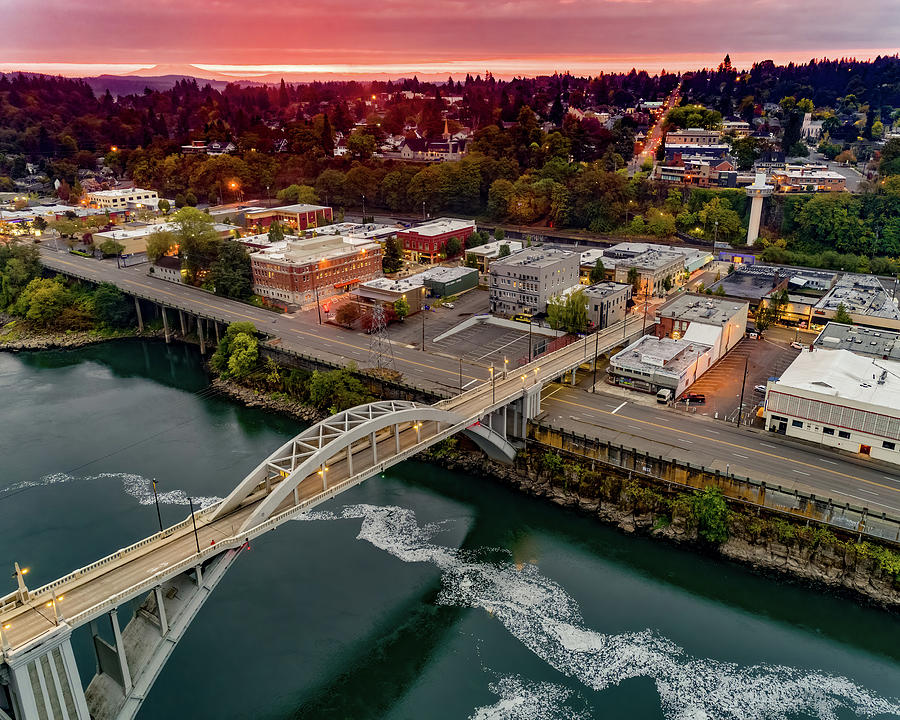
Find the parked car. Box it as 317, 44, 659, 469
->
754, 384, 767, 393
790, 341, 804, 350
444, 303, 455, 309
680, 392, 706, 404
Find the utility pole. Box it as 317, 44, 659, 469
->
642, 283, 649, 335
736, 356, 749, 428
592, 327, 599, 392
459, 357, 463, 393
188, 497, 201, 554
421, 306, 426, 351
152, 479, 163, 533
528, 316, 534, 361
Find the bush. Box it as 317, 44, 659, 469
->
690, 487, 729, 543
540, 451, 564, 477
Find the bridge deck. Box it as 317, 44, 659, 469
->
1, 420, 444, 654
2, 316, 646, 655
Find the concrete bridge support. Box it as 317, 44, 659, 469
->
1, 626, 91, 720
198, 319, 206, 355
134, 299, 143, 333
161, 307, 171, 344
178, 311, 187, 338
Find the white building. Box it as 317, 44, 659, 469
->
608, 335, 716, 396
86, 188, 160, 210
764, 348, 900, 465
465, 240, 523, 273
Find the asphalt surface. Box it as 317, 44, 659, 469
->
539, 384, 900, 514
39, 248, 492, 394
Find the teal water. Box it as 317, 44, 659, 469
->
1, 340, 899, 720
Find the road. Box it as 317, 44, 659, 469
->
0, 315, 648, 653
539, 384, 900, 514
36, 247, 900, 516
630, 82, 681, 173
39, 247, 491, 394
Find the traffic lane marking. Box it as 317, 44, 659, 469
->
612, 401, 627, 414
549, 396, 900, 497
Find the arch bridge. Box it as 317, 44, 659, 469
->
0, 317, 645, 720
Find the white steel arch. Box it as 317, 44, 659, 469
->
214, 401, 469, 531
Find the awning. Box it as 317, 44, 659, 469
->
334, 278, 360, 289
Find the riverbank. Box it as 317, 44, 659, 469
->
0, 317, 153, 351
422, 441, 900, 611
210, 376, 324, 423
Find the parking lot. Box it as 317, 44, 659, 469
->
677, 337, 800, 421
432, 322, 538, 368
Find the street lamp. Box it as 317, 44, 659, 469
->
490, 364, 495, 404
362, 194, 366, 222
503, 356, 508, 379
152, 478, 163, 532
317, 465, 329, 490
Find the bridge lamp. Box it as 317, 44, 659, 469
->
504, 357, 508, 378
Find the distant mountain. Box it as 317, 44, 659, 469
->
82, 74, 235, 96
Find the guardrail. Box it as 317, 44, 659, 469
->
530, 424, 900, 546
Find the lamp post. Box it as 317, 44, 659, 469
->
736, 356, 749, 428
152, 479, 163, 532
714, 219, 719, 247
422, 201, 426, 220
459, 357, 463, 393
592, 328, 599, 392
313, 265, 322, 324
362, 194, 366, 222
503, 356, 508, 379
490, 364, 495, 404
188, 498, 201, 554
421, 305, 426, 351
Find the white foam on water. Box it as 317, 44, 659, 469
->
469, 675, 588, 720
300, 503, 900, 720
2, 472, 222, 508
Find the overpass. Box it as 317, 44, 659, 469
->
0, 316, 646, 720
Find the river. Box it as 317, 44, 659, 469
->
1, 340, 899, 720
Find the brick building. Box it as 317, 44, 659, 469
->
250, 235, 382, 308
245, 204, 333, 232
399, 218, 475, 264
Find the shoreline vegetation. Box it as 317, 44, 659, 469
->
4, 326, 900, 612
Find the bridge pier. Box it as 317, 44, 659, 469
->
3, 626, 91, 720
214, 321, 220, 343
198, 318, 206, 355
153, 586, 168, 636
134, 298, 144, 332
109, 608, 133, 694
179, 311, 187, 337
161, 307, 171, 344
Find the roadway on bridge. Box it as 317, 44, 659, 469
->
38, 248, 491, 394
0, 416, 448, 654
539, 385, 900, 514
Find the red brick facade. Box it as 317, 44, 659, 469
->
399, 225, 475, 263
251, 246, 383, 306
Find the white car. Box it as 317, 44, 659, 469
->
754, 384, 767, 394
444, 303, 455, 309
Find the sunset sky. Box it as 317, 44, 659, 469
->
2, 0, 898, 78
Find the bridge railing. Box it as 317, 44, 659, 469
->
18, 501, 225, 608
47, 415, 476, 646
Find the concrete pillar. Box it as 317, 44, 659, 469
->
747, 195, 764, 245
195, 565, 203, 587
394, 424, 401, 454
198, 318, 206, 354
161, 307, 171, 344
134, 297, 144, 332
154, 586, 168, 636
321, 463, 327, 491
502, 405, 508, 439
179, 310, 187, 336
109, 608, 132, 694
214, 321, 221, 343
371, 432, 378, 464
293, 487, 299, 505
347, 443, 354, 477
